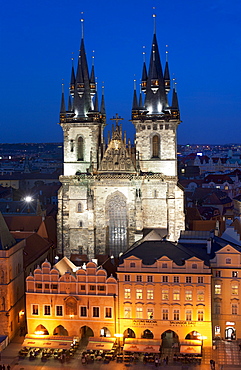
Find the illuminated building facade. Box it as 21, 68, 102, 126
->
26, 260, 117, 338
211, 243, 241, 341
57, 17, 185, 259
117, 239, 213, 350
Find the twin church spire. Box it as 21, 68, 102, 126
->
60, 20, 105, 123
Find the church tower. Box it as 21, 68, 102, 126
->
57, 17, 184, 260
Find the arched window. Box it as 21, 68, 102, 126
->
77, 202, 82, 213
79, 221, 83, 228
106, 192, 128, 256
152, 135, 160, 158
77, 137, 84, 161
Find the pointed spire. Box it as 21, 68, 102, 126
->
172, 80, 179, 110
60, 83, 66, 113
100, 84, 106, 115
132, 78, 139, 110
68, 94, 73, 112
69, 55, 75, 96
89, 51, 96, 96
164, 46, 170, 93
141, 46, 147, 93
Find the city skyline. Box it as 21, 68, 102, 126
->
1, 0, 241, 144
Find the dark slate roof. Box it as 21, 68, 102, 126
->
119, 240, 208, 266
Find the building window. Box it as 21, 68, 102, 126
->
56, 305, 63, 316
93, 307, 99, 317
173, 290, 180, 301
215, 271, 221, 277
77, 202, 82, 213
147, 289, 154, 300
226, 258, 231, 264
162, 276, 168, 283
232, 285, 238, 295
136, 275, 142, 282
32, 304, 39, 315
36, 283, 42, 289
186, 277, 192, 283
192, 264, 197, 269
185, 290, 192, 301
162, 289, 169, 300
152, 135, 160, 158
198, 276, 204, 283
147, 276, 153, 282
136, 307, 143, 318
97, 285, 105, 291
45, 284, 49, 289
51, 284, 58, 290
80, 285, 85, 291
107, 192, 128, 257
80, 306, 87, 317
44, 305, 50, 316
124, 307, 131, 318
162, 309, 169, 320
232, 271, 238, 278
173, 309, 180, 320
125, 275, 130, 282
197, 290, 204, 301
162, 263, 167, 268
147, 308, 154, 319
77, 136, 84, 161
105, 307, 112, 318
197, 310, 204, 321
136, 289, 143, 299
174, 276, 179, 283
214, 303, 221, 315
89, 285, 96, 291
232, 304, 238, 315
124, 288, 131, 299
186, 310, 192, 321
130, 263, 135, 268
215, 284, 221, 294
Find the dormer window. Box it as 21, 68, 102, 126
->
130, 263, 135, 268
226, 258, 231, 264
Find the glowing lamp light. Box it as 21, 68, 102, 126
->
35, 330, 45, 335
25, 196, 33, 203
114, 333, 123, 338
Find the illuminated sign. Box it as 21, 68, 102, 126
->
226, 322, 235, 326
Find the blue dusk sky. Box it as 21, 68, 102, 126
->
1, 0, 241, 144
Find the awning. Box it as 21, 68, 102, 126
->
124, 338, 161, 353
180, 345, 202, 354
22, 335, 73, 349
124, 343, 160, 353
86, 337, 116, 351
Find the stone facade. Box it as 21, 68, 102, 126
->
57, 24, 185, 259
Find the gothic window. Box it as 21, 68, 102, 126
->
77, 137, 84, 161
106, 192, 128, 256
77, 202, 82, 213
152, 135, 160, 158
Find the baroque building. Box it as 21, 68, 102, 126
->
57, 19, 185, 259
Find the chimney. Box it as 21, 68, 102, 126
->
207, 238, 212, 254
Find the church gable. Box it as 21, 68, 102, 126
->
99, 124, 136, 173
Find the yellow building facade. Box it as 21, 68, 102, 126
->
211, 244, 241, 341
117, 253, 213, 350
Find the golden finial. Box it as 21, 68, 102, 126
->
80, 12, 84, 39
142, 46, 146, 62
134, 75, 137, 90
166, 45, 169, 61
92, 50, 95, 66
152, 7, 156, 34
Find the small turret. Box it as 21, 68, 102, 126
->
89, 53, 96, 97
60, 83, 66, 122
164, 50, 170, 93
69, 58, 75, 96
